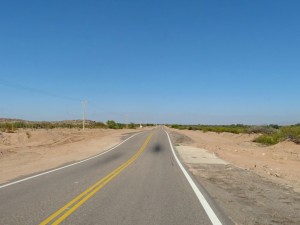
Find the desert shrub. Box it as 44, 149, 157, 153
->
170, 124, 188, 130
170, 123, 300, 145
170, 124, 250, 134
247, 126, 277, 135
145, 123, 155, 126
107, 120, 118, 129
13, 122, 27, 128
128, 123, 136, 129
269, 124, 280, 129
106, 120, 126, 129
254, 134, 280, 145
253, 125, 300, 145
91, 122, 107, 129
253, 133, 282, 145
26, 131, 31, 138
280, 126, 300, 144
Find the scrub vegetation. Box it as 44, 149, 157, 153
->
0, 118, 155, 132
0, 120, 106, 131
169, 124, 300, 145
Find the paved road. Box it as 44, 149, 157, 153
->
0, 128, 231, 225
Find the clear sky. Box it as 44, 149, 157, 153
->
0, 0, 299, 124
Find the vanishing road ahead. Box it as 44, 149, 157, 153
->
0, 128, 231, 225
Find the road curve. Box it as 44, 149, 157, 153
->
0, 128, 231, 225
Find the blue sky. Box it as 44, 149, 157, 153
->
0, 0, 299, 124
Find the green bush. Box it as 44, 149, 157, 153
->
128, 123, 136, 129
280, 126, 300, 144
253, 134, 282, 145
107, 120, 118, 129
247, 126, 278, 135
249, 126, 300, 145
106, 120, 126, 129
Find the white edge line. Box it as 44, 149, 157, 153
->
0, 132, 141, 189
164, 130, 223, 225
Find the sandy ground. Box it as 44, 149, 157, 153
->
169, 128, 300, 225
0, 128, 140, 184
168, 128, 300, 192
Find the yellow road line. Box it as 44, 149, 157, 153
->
40, 133, 153, 225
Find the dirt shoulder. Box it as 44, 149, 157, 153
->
0, 128, 140, 184
168, 128, 300, 225
168, 128, 300, 192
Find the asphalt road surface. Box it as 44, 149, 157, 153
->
0, 128, 231, 225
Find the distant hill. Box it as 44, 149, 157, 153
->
0, 118, 26, 123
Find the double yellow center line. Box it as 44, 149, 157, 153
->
40, 133, 153, 225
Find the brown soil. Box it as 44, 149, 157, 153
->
0, 128, 139, 184
168, 128, 300, 193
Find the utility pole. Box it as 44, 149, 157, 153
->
82, 100, 87, 131
125, 115, 128, 129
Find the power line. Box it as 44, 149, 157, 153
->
0, 78, 111, 122
0, 78, 80, 102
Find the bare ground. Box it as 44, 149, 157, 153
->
169, 128, 300, 225
0, 128, 139, 184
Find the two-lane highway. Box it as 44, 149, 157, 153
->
0, 128, 231, 225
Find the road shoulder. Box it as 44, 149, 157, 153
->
169, 130, 300, 225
